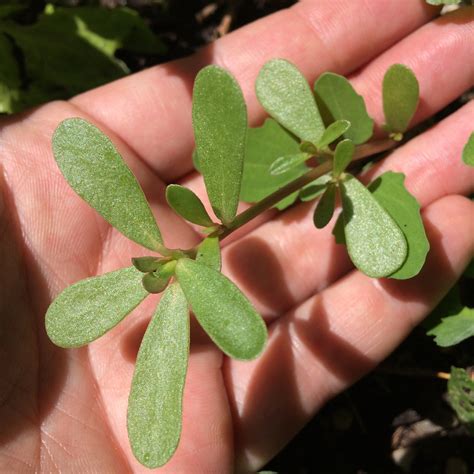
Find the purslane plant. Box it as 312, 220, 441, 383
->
46, 59, 438, 468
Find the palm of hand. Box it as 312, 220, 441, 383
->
1, 2, 473, 473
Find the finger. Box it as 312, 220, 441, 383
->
221, 102, 474, 319
226, 194, 474, 472
71, 0, 437, 181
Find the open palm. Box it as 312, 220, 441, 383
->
1, 2, 473, 472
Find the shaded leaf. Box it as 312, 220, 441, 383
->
46, 266, 147, 348
314, 72, 373, 144
317, 120, 351, 149
341, 175, 407, 278
299, 174, 332, 202
166, 184, 214, 227
53, 118, 163, 251
192, 65, 247, 225
142, 272, 170, 294
448, 367, 474, 433
333, 139, 355, 178
128, 283, 189, 468
0, 33, 21, 113
256, 59, 325, 144
462, 132, 474, 167
175, 258, 267, 359
382, 64, 419, 133
269, 153, 310, 175
241, 119, 307, 209
332, 212, 346, 244
132, 256, 162, 273
369, 172, 429, 279
196, 236, 221, 271
313, 183, 336, 229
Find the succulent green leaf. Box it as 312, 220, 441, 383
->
314, 72, 373, 144
196, 236, 221, 271
317, 120, 351, 149
462, 132, 474, 167
382, 64, 419, 133
256, 59, 325, 144
46, 266, 148, 348
299, 174, 332, 202
269, 153, 310, 176
332, 213, 346, 244
132, 256, 162, 273
142, 272, 170, 294
369, 172, 429, 279
448, 367, 474, 433
166, 184, 214, 227
341, 175, 407, 278
175, 259, 267, 360
128, 283, 189, 468
53, 118, 163, 251
313, 183, 336, 229
241, 119, 307, 209
192, 65, 247, 225
333, 139, 355, 178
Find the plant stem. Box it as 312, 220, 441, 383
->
217, 137, 396, 240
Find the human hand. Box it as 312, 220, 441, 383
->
0, 1, 473, 472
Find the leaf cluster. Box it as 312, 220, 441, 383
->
44, 55, 474, 468
0, 2, 165, 114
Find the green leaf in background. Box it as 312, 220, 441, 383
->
0, 2, 26, 20
128, 283, 189, 468
269, 153, 310, 176
369, 172, 429, 279
462, 132, 474, 167
196, 236, 221, 271
299, 174, 332, 202
0, 4, 164, 113
175, 258, 267, 360
166, 184, 214, 227
192, 65, 247, 225
256, 59, 325, 144
314, 72, 373, 145
448, 367, 474, 434
53, 118, 163, 250
241, 119, 307, 209
333, 139, 355, 178
341, 175, 407, 278
46, 266, 147, 348
0, 33, 21, 113
426, 286, 474, 347
313, 183, 336, 229
317, 120, 351, 149
382, 64, 419, 133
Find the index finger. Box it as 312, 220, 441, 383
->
71, 0, 437, 181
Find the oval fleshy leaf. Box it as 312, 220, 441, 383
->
128, 283, 189, 468
340, 175, 407, 278
314, 72, 373, 144
175, 258, 267, 360
382, 64, 419, 133
53, 118, 162, 251
132, 256, 162, 273
142, 272, 170, 294
256, 59, 325, 144
317, 120, 351, 149
166, 184, 214, 227
313, 183, 336, 229
462, 132, 474, 167
196, 236, 221, 271
369, 172, 429, 279
269, 153, 310, 175
333, 139, 355, 178
241, 119, 306, 209
46, 266, 148, 348
299, 174, 332, 202
192, 65, 247, 225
